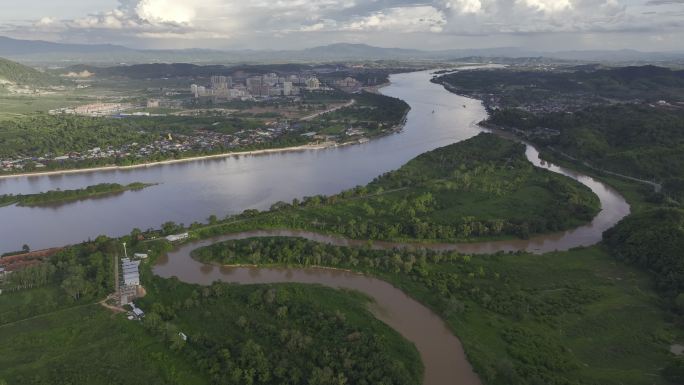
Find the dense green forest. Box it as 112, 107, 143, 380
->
0, 130, 681, 385
436, 66, 684, 202
0, 114, 262, 158
435, 65, 684, 110
0, 57, 64, 87
193, 237, 676, 385
322, 91, 408, 127
488, 103, 684, 201
0, 90, 407, 174
136, 279, 421, 385
604, 208, 684, 299
0, 182, 154, 207
219, 134, 599, 241
300, 91, 409, 137
0, 236, 420, 385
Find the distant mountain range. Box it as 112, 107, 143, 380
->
1, 36, 683, 65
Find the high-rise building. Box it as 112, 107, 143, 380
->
283, 81, 293, 96
306, 77, 321, 90
210, 75, 231, 90
247, 76, 265, 96
262, 73, 278, 87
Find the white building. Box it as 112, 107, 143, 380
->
166, 233, 189, 242
131, 305, 145, 319
121, 258, 140, 286
306, 77, 321, 90
283, 82, 293, 96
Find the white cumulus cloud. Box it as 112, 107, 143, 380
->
135, 0, 196, 24
343, 6, 447, 33
517, 0, 573, 12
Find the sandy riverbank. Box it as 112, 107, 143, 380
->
0, 142, 343, 180
0, 80, 401, 181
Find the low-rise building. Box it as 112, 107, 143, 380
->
166, 233, 189, 242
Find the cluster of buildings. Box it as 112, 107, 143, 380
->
49, 102, 134, 117
165, 233, 189, 242
0, 121, 296, 173
191, 73, 325, 99
49, 99, 184, 117
333, 77, 362, 93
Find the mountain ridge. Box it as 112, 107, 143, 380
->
1, 36, 683, 64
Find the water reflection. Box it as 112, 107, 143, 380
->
0, 69, 487, 252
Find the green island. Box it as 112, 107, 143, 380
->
197, 133, 599, 242
0, 182, 155, 207
1, 124, 683, 384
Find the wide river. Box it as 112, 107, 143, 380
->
2, 69, 492, 254
2, 69, 631, 385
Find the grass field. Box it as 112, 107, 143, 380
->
428, 247, 677, 385
0, 290, 204, 385
0, 95, 94, 120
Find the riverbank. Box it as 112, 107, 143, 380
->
1, 182, 157, 207
0, 142, 344, 180
0, 116, 406, 181
161, 234, 675, 385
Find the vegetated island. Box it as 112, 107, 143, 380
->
0, 182, 156, 207
202, 133, 600, 243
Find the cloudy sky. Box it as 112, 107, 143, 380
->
1, 0, 682, 51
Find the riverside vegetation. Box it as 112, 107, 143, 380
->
2, 130, 679, 385
0, 236, 420, 385
437, 64, 684, 383
193, 237, 676, 385
0, 182, 155, 207
192, 134, 599, 242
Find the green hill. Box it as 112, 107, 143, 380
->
0, 57, 62, 87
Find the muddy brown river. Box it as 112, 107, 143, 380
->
151, 76, 631, 384
3, 69, 631, 384
154, 236, 482, 385
153, 131, 630, 385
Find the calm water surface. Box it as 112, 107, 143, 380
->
154, 234, 483, 385
2, 69, 632, 385
1, 70, 486, 253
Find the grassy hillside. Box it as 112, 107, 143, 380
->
0, 57, 63, 87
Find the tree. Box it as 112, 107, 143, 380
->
61, 269, 88, 300
207, 215, 218, 225
22, 244, 30, 253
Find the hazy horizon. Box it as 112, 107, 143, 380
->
1, 0, 682, 52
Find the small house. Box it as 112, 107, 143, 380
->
132, 307, 145, 319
